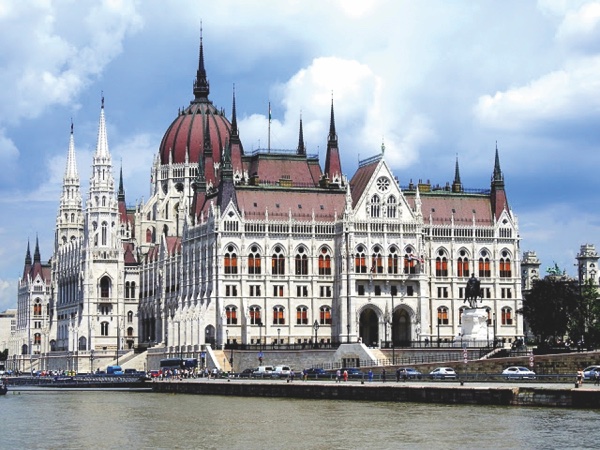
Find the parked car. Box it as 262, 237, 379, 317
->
303, 368, 328, 378
253, 366, 274, 378
239, 368, 255, 378
429, 367, 457, 379
583, 365, 600, 380
149, 369, 162, 378
397, 367, 422, 380
273, 365, 292, 378
502, 366, 536, 380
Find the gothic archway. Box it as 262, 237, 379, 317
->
396, 309, 411, 345
359, 308, 379, 347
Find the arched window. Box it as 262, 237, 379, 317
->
102, 196, 106, 207
127, 327, 134, 337
457, 250, 469, 278
101, 321, 109, 336
387, 196, 397, 218
355, 245, 367, 273
479, 252, 491, 277
226, 306, 238, 325
101, 221, 108, 246
370, 195, 381, 218
272, 246, 285, 275
296, 306, 308, 325
500, 251, 512, 278
320, 306, 332, 325
435, 250, 448, 277
249, 306, 261, 325
387, 247, 399, 274
146, 227, 154, 243
127, 311, 134, 323
125, 282, 130, 299
71, 213, 75, 222
130, 282, 136, 299
437, 306, 449, 325
502, 307, 513, 325
34, 333, 41, 345
371, 246, 383, 273
273, 306, 285, 325
248, 245, 262, 275
33, 300, 42, 317
404, 248, 417, 274
318, 247, 332, 276
100, 276, 111, 298
224, 245, 238, 274
295, 247, 309, 275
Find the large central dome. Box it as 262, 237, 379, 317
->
159, 38, 231, 166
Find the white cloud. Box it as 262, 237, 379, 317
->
0, 278, 14, 312
474, 55, 600, 130
0, 131, 19, 185
0, 1, 143, 127
556, 1, 600, 52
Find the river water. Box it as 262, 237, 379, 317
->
2, 388, 599, 449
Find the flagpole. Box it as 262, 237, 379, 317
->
268, 101, 271, 153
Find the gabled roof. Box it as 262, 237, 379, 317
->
244, 153, 322, 187
123, 242, 138, 265
349, 157, 379, 208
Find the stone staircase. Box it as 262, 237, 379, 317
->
212, 349, 232, 372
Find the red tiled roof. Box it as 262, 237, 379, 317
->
405, 192, 494, 226
123, 242, 138, 265
236, 189, 346, 221
244, 155, 320, 187
350, 159, 379, 207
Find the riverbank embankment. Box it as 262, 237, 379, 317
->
151, 378, 600, 409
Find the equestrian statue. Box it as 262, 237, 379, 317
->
464, 273, 481, 308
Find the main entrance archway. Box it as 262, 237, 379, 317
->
359, 308, 379, 347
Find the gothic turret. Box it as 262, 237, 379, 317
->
324, 98, 342, 184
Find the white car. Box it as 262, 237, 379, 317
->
583, 365, 600, 380
502, 366, 536, 379
429, 367, 457, 379
273, 365, 292, 378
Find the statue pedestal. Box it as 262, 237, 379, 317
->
458, 308, 489, 344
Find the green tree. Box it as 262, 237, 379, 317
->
569, 278, 600, 346
522, 277, 581, 344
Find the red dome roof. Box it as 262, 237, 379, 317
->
158, 36, 232, 166
159, 101, 231, 166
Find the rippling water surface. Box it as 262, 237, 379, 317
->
2, 389, 599, 449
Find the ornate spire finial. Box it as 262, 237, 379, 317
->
297, 112, 306, 155
193, 22, 210, 102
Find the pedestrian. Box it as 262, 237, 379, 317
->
577, 368, 584, 386
594, 370, 600, 386
336, 369, 341, 383
368, 369, 373, 382
396, 368, 400, 382
290, 369, 295, 382
382, 368, 386, 383
424, 337, 429, 347
343, 369, 348, 382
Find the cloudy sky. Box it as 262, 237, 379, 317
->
1, 0, 599, 310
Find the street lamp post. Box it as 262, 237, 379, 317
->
313, 320, 320, 348
391, 291, 395, 364
277, 328, 281, 347
437, 316, 441, 348
90, 349, 95, 374
226, 329, 233, 371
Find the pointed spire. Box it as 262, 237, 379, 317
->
25, 240, 32, 266
65, 120, 79, 180
324, 95, 342, 182
34, 235, 41, 263
492, 141, 504, 186
328, 94, 338, 145
193, 23, 210, 102
222, 139, 233, 179
118, 164, 125, 202
452, 155, 463, 193
230, 84, 239, 140
297, 113, 306, 155
95, 94, 109, 158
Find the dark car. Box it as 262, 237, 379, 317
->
303, 368, 328, 378
397, 367, 422, 380
239, 368, 255, 378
